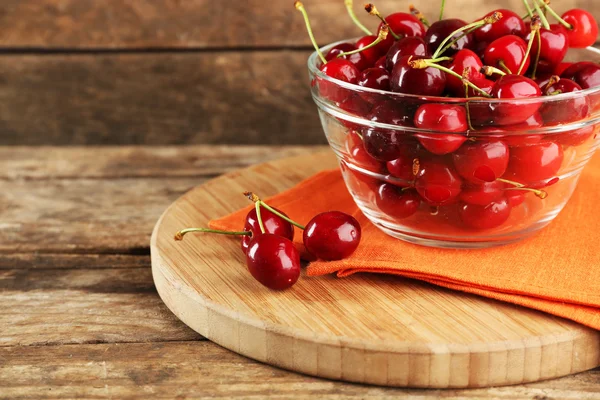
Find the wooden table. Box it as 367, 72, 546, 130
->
1, 146, 599, 399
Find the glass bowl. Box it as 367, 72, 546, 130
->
308, 41, 600, 248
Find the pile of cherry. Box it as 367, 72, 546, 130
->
295, 0, 600, 230
175, 193, 361, 290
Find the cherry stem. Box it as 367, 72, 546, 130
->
344, 0, 373, 35
409, 4, 430, 27
244, 192, 306, 230
174, 228, 251, 241
432, 12, 502, 59
439, 0, 446, 21
411, 58, 493, 98
531, 0, 550, 30
498, 60, 512, 74
254, 201, 266, 234
481, 65, 507, 77
337, 26, 389, 58
535, 0, 573, 29
496, 178, 547, 199
531, 29, 541, 79
522, 0, 534, 19
543, 75, 560, 93
365, 3, 401, 40
518, 15, 541, 75
295, 1, 326, 64
463, 69, 477, 131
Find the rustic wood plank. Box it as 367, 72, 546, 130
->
0, 51, 328, 145
0, 341, 598, 399
0, 253, 150, 270
0, 146, 324, 180
0, 0, 595, 49
0, 268, 201, 346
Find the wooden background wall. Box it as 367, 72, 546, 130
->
0, 0, 597, 145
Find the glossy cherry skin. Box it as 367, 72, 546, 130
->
446, 49, 485, 96
325, 43, 370, 71
363, 128, 410, 162
358, 67, 390, 91
368, 100, 413, 126
452, 141, 509, 183
380, 12, 426, 38
504, 142, 564, 183
385, 36, 428, 71
541, 78, 589, 125
506, 191, 526, 207
527, 24, 569, 69
415, 160, 463, 206
325, 43, 356, 60
460, 180, 504, 206
482, 112, 543, 147
319, 58, 361, 104
425, 19, 473, 56
245, 234, 300, 291
570, 64, 600, 90
490, 74, 542, 125
385, 144, 421, 185
413, 104, 468, 155
484, 35, 529, 75
374, 56, 388, 70
561, 61, 596, 80
376, 184, 421, 219
346, 131, 383, 172
303, 211, 361, 261
475, 9, 526, 43
390, 55, 446, 96
459, 197, 511, 230
561, 9, 599, 48
241, 207, 295, 254
356, 35, 390, 65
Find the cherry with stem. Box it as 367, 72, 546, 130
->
337, 26, 389, 59
244, 192, 306, 230
518, 15, 541, 75
531, 0, 550, 29
175, 228, 251, 241
496, 178, 548, 199
364, 3, 402, 40
344, 0, 373, 35
409, 4, 430, 28
410, 58, 493, 97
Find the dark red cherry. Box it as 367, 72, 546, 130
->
484, 35, 530, 75
375, 55, 388, 70
319, 58, 361, 104
504, 142, 564, 183
241, 207, 295, 254
460, 180, 504, 206
490, 74, 542, 125
425, 19, 474, 56
363, 128, 409, 161
561, 9, 599, 48
385, 36, 428, 71
452, 141, 509, 183
459, 197, 511, 230
368, 100, 413, 126
246, 234, 300, 291
376, 184, 420, 219
475, 9, 526, 43
325, 43, 370, 71
386, 145, 420, 184
390, 55, 446, 96
561, 61, 595, 80
527, 24, 569, 69
346, 131, 383, 173
554, 62, 572, 76
356, 35, 390, 65
571, 64, 600, 89
415, 160, 463, 206
541, 78, 589, 125
325, 43, 356, 60
303, 211, 361, 260
446, 49, 485, 96
358, 67, 390, 91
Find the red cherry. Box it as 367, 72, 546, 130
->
376, 184, 421, 219
490, 74, 542, 125
415, 160, 463, 206
414, 134, 468, 156
325, 43, 356, 60
368, 100, 413, 126
356, 35, 390, 64
482, 112, 543, 147
554, 62, 572, 76
363, 128, 411, 161
380, 12, 426, 38
319, 58, 360, 104
241, 207, 295, 254
560, 61, 595, 80
554, 126, 595, 147
484, 35, 530, 75
346, 131, 383, 173
504, 142, 564, 183
446, 49, 485, 96
246, 234, 301, 290
358, 67, 390, 91
506, 191, 526, 207
425, 19, 474, 56
452, 141, 509, 183
570, 64, 600, 89
374, 55, 388, 70
325, 43, 371, 71
460, 180, 504, 206
385, 36, 428, 71
386, 145, 420, 184
390, 55, 446, 96
561, 9, 599, 48
303, 211, 361, 260
468, 77, 495, 98
475, 9, 526, 43
541, 78, 589, 125
459, 197, 511, 230
414, 104, 468, 132
527, 24, 569, 69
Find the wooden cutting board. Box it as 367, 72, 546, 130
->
150, 151, 600, 388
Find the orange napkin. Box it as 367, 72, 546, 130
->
210, 156, 600, 330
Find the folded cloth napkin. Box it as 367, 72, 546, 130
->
210, 156, 600, 330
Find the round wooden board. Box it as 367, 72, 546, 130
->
151, 151, 600, 389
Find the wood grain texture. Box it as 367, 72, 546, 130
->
0, 268, 201, 346
151, 151, 600, 388
0, 342, 598, 399
0, 0, 596, 49
0, 52, 326, 145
